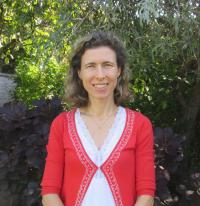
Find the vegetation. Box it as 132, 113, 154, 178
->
0, 100, 199, 206
0, 99, 63, 206
0, 0, 200, 205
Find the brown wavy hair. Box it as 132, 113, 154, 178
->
65, 31, 130, 107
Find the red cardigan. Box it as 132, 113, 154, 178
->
41, 108, 155, 206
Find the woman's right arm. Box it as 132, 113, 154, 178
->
40, 114, 65, 205
42, 194, 64, 206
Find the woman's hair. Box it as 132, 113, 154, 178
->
65, 31, 130, 107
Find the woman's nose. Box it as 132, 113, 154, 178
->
95, 66, 105, 79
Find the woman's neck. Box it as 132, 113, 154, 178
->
80, 99, 118, 118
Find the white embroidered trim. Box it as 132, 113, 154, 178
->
76, 107, 126, 205
67, 111, 97, 206
76, 106, 125, 165
101, 109, 135, 206
67, 109, 134, 206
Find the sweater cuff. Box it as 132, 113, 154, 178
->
41, 186, 60, 196
136, 188, 155, 197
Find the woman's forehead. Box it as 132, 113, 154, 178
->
81, 46, 117, 64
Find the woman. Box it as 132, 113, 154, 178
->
41, 31, 155, 206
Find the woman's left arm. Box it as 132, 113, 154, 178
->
135, 115, 156, 205
135, 195, 154, 206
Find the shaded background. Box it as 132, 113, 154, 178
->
0, 0, 200, 205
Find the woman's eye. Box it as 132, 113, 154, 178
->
86, 65, 95, 69
88, 65, 95, 68
104, 64, 113, 69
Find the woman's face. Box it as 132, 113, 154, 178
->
78, 46, 121, 104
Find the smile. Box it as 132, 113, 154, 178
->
92, 83, 109, 88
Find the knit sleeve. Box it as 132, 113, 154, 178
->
135, 114, 156, 197
40, 113, 65, 196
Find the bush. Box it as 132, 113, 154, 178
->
0, 98, 63, 206
14, 58, 67, 106
0, 99, 199, 206
154, 128, 200, 206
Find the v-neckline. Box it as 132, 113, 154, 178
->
69, 107, 129, 169
77, 107, 121, 153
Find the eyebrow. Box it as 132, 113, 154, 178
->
102, 61, 115, 65
84, 62, 96, 66
83, 61, 116, 68
85, 61, 115, 65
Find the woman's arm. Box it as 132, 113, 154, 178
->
135, 195, 154, 206
135, 115, 156, 204
42, 194, 64, 206
40, 114, 65, 203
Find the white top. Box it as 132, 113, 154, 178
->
75, 106, 126, 206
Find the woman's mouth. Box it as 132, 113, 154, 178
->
92, 83, 109, 88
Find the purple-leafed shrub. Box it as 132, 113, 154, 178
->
0, 99, 199, 206
154, 127, 200, 206
0, 98, 63, 206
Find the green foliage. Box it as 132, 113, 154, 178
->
0, 0, 70, 105
1, 0, 200, 171
14, 58, 66, 105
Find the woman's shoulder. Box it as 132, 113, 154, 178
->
125, 107, 152, 126
52, 107, 78, 123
